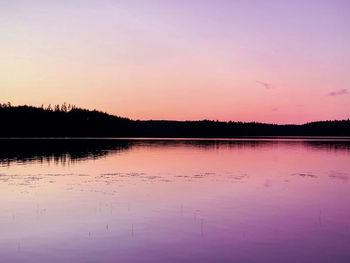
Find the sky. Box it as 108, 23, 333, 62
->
0, 0, 349, 124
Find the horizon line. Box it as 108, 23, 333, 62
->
1, 102, 349, 126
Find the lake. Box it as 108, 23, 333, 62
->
0, 138, 350, 263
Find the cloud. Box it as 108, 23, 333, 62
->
328, 89, 349, 96
256, 80, 273, 90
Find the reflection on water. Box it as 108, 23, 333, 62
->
0, 139, 133, 166
0, 138, 350, 263
1, 138, 350, 166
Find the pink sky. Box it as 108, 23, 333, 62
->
1, 0, 349, 124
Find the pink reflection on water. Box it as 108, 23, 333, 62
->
0, 139, 349, 263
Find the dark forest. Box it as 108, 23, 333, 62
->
1, 103, 349, 137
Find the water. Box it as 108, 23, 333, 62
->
0, 138, 350, 263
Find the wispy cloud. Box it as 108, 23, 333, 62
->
328, 89, 349, 96
256, 80, 273, 90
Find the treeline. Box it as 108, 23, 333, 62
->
0, 103, 131, 137
2, 102, 92, 112
0, 103, 349, 137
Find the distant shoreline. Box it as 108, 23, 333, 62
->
1, 104, 349, 137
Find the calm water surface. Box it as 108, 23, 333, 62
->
0, 139, 350, 263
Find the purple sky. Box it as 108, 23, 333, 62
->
1, 0, 349, 123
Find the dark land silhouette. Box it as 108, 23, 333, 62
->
0, 103, 349, 137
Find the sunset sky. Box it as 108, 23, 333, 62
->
1, 0, 349, 124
